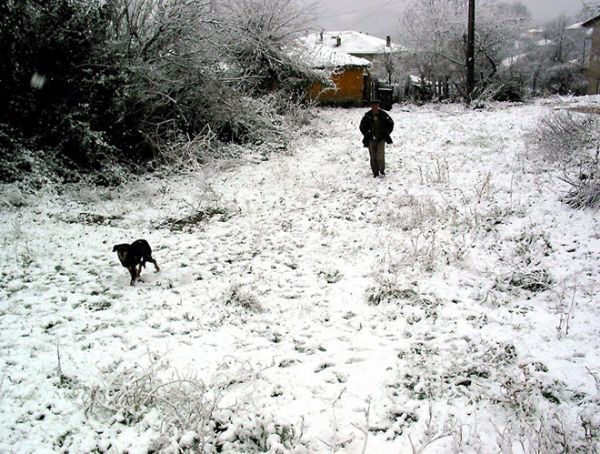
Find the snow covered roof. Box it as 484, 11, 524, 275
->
566, 21, 585, 30
581, 13, 600, 27
501, 53, 527, 68
291, 40, 371, 69
300, 31, 404, 56
566, 21, 594, 35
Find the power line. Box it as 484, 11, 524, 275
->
319, 0, 407, 20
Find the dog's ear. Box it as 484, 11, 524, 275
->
112, 245, 118, 252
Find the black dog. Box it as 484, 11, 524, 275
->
112, 239, 160, 285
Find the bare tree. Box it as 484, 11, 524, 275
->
579, 1, 600, 17
398, 0, 466, 84
502, 11, 587, 96
103, 0, 321, 147
216, 0, 319, 96
397, 0, 530, 99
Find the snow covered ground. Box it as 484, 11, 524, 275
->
1, 97, 599, 453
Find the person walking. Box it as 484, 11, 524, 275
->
359, 99, 394, 178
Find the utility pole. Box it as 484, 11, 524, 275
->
466, 0, 475, 103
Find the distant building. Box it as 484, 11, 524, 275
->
293, 39, 371, 106
297, 31, 403, 106
581, 14, 600, 94
303, 31, 402, 62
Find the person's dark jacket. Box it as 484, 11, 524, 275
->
360, 109, 394, 147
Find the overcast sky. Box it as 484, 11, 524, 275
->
313, 0, 588, 36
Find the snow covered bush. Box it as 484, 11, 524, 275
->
471, 80, 527, 104
489, 365, 600, 453
225, 283, 264, 313
0, 186, 30, 209
365, 277, 419, 306
563, 180, 600, 209
217, 412, 306, 453
528, 111, 600, 208
163, 206, 231, 232
529, 111, 596, 163
387, 337, 600, 452
84, 358, 222, 449
0, 0, 321, 183
82, 355, 309, 453
538, 63, 587, 96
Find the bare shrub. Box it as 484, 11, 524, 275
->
156, 126, 219, 171
0, 186, 30, 209
472, 80, 526, 103
365, 276, 420, 306
225, 283, 264, 313
159, 185, 237, 230
538, 63, 587, 96
407, 402, 453, 454
388, 337, 600, 452
528, 110, 600, 208
84, 355, 307, 452
490, 364, 600, 453
1, 0, 322, 183
418, 159, 450, 184
499, 268, 553, 293
379, 194, 442, 231
85, 357, 222, 451
561, 177, 600, 209
528, 111, 597, 163
407, 229, 438, 272
163, 206, 231, 231
218, 412, 305, 453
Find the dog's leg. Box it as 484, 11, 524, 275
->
128, 267, 137, 286
149, 258, 160, 272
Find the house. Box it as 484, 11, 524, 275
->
297, 31, 404, 106
304, 31, 401, 62
581, 13, 600, 94
303, 31, 403, 82
294, 39, 372, 106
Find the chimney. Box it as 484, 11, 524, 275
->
386, 35, 391, 47
336, 36, 341, 47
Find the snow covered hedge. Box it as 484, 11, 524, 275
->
0, 0, 321, 184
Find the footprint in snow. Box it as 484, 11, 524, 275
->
314, 362, 335, 373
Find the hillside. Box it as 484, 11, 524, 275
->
1, 98, 599, 453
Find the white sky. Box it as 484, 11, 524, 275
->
313, 0, 586, 36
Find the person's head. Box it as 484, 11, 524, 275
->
370, 99, 380, 113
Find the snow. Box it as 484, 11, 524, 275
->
1, 96, 600, 453
292, 40, 371, 69
566, 21, 585, 30
501, 53, 527, 68
301, 31, 403, 56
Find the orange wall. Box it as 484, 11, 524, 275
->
309, 67, 365, 105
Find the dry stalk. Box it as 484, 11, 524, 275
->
407, 401, 451, 454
